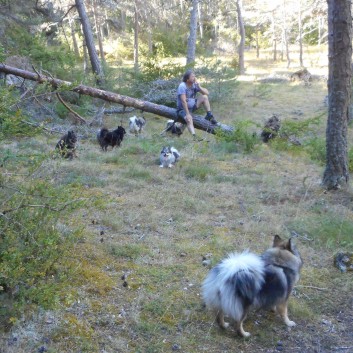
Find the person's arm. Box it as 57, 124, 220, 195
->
195, 79, 209, 95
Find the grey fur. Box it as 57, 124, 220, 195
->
202, 236, 303, 337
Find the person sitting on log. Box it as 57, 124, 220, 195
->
176, 70, 218, 141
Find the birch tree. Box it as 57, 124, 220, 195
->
186, 0, 198, 65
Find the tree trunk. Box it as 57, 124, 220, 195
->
92, 0, 105, 63
322, 0, 352, 190
197, 1, 203, 39
70, 16, 80, 58
186, 0, 198, 65
298, 0, 303, 67
236, 0, 245, 75
134, 0, 139, 72
75, 0, 104, 86
271, 11, 277, 61
0, 64, 234, 135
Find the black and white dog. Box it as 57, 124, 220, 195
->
97, 126, 126, 151
159, 146, 180, 168
164, 119, 186, 137
129, 116, 146, 136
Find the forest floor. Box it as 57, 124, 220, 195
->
1, 47, 353, 353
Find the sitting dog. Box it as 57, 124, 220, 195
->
97, 126, 126, 151
55, 130, 77, 160
129, 116, 146, 136
159, 146, 180, 168
202, 235, 303, 337
164, 119, 186, 137
261, 115, 280, 142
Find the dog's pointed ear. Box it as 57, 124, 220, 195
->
273, 234, 282, 247
287, 238, 295, 252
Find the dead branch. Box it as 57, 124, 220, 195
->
0, 63, 234, 134
56, 92, 87, 124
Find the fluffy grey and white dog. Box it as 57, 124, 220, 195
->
129, 116, 146, 136
202, 235, 303, 337
159, 146, 180, 168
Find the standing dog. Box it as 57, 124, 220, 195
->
55, 130, 77, 160
202, 235, 303, 337
97, 126, 126, 151
159, 146, 180, 168
129, 116, 146, 136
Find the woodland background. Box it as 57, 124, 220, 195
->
1, 0, 353, 353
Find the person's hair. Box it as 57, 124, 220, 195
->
182, 70, 194, 83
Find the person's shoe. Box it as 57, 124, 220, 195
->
205, 112, 218, 125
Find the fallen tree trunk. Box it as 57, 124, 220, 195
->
0, 64, 234, 134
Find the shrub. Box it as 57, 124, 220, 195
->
215, 120, 259, 153
0, 179, 84, 320
0, 87, 39, 138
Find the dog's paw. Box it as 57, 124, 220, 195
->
159, 165, 164, 168
222, 322, 229, 329
239, 330, 251, 338
285, 319, 296, 327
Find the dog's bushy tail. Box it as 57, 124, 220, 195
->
202, 252, 265, 321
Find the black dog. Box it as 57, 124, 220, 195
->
261, 115, 281, 142
97, 126, 126, 151
55, 130, 77, 160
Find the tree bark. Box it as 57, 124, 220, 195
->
298, 0, 303, 67
186, 0, 198, 65
0, 64, 234, 135
75, 0, 104, 86
236, 0, 245, 75
134, 0, 139, 72
322, 0, 352, 190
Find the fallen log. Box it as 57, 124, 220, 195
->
0, 64, 234, 134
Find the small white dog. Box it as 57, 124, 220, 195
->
159, 146, 180, 168
129, 116, 146, 136
163, 120, 186, 137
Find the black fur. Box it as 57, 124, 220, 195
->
261, 115, 280, 142
55, 130, 77, 160
165, 121, 185, 136
97, 126, 126, 151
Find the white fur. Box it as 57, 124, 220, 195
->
159, 146, 180, 168
165, 120, 186, 136
129, 116, 146, 136
202, 252, 265, 322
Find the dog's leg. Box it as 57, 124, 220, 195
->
235, 320, 251, 338
216, 310, 229, 329
235, 313, 250, 337
277, 301, 296, 327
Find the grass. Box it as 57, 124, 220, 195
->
1, 47, 353, 352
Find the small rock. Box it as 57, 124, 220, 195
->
172, 344, 181, 351
202, 253, 212, 260
180, 252, 187, 257
202, 259, 211, 267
